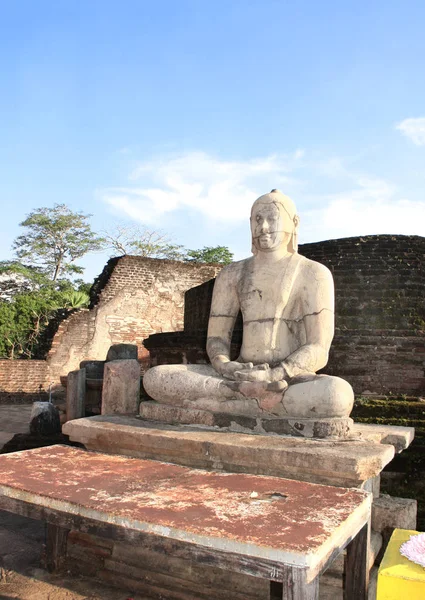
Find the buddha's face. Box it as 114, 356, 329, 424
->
251, 202, 291, 252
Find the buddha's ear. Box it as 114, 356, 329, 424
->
293, 214, 300, 229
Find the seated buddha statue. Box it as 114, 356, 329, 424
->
143, 190, 354, 423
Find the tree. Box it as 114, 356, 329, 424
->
13, 204, 105, 281
102, 224, 186, 260
184, 246, 233, 265
103, 225, 234, 264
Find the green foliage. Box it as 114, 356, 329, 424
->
13, 204, 105, 281
0, 260, 46, 282
58, 289, 90, 309
0, 288, 62, 358
184, 246, 234, 265
0, 280, 90, 359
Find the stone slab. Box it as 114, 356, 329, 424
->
63, 415, 396, 488
353, 423, 415, 453
101, 360, 140, 415
0, 445, 371, 581
139, 401, 353, 439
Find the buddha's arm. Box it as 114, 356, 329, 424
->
206, 264, 252, 378
280, 263, 334, 378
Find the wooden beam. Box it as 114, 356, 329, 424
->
45, 523, 69, 572
344, 521, 370, 600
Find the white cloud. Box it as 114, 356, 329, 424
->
301, 177, 425, 241
100, 150, 304, 224
395, 117, 425, 146
99, 149, 425, 246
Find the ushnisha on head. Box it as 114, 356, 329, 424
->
250, 189, 300, 255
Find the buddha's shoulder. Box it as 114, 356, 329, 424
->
215, 258, 249, 282
297, 254, 333, 281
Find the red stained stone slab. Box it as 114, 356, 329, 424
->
0, 446, 371, 570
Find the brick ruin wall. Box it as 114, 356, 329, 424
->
46, 256, 221, 383
0, 360, 49, 402
146, 235, 425, 397
0, 257, 221, 397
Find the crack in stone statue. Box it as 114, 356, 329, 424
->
144, 190, 354, 435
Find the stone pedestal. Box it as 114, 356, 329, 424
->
139, 401, 354, 439
101, 360, 141, 415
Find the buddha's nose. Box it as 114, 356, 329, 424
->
260, 219, 270, 233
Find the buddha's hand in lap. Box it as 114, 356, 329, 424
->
215, 360, 254, 380
222, 364, 289, 397
234, 363, 286, 384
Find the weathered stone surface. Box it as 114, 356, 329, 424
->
106, 344, 138, 362
101, 360, 140, 415
139, 401, 353, 439
63, 415, 396, 487
372, 495, 417, 533
29, 402, 61, 436
66, 368, 86, 421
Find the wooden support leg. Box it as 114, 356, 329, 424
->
270, 567, 319, 599
344, 521, 370, 600
45, 523, 69, 572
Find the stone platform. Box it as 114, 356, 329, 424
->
63, 414, 413, 490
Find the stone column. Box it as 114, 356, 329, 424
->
101, 359, 141, 415
66, 368, 86, 421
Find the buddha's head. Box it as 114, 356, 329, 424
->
250, 189, 300, 255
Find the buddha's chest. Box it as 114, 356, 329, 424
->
238, 267, 288, 320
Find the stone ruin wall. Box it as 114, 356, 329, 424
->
146, 235, 425, 397
0, 256, 221, 398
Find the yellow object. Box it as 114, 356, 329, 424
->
377, 528, 425, 599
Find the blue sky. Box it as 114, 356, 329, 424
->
1, 0, 425, 282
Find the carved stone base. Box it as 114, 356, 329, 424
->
139, 401, 354, 439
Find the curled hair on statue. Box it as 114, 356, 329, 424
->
250, 190, 300, 255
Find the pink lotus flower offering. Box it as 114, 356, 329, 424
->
400, 533, 425, 568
